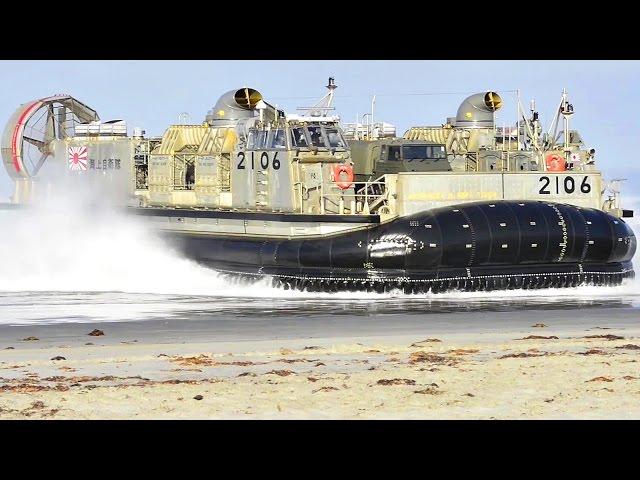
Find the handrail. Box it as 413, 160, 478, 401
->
318, 174, 389, 215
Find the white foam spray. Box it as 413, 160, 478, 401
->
0, 191, 280, 296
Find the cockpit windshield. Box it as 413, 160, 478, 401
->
325, 128, 347, 148
269, 129, 286, 149
402, 145, 447, 161
290, 127, 308, 148
248, 128, 287, 150
288, 124, 348, 150
255, 130, 269, 149
307, 126, 326, 147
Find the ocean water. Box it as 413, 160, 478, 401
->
1, 193, 640, 326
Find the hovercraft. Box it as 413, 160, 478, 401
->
1, 80, 635, 293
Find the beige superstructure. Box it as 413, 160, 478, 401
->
0, 83, 632, 236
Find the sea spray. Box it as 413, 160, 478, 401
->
0, 177, 276, 296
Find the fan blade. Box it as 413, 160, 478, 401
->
32, 152, 49, 176
23, 136, 46, 150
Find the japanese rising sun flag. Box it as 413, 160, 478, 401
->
68, 146, 88, 171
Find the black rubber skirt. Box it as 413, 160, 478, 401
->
164, 200, 636, 293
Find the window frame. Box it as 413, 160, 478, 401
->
254, 129, 269, 150
306, 125, 328, 149
290, 126, 310, 149
324, 126, 347, 149
387, 145, 402, 162
267, 128, 287, 150
246, 129, 257, 150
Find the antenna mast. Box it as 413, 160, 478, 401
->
299, 77, 338, 117
560, 88, 574, 152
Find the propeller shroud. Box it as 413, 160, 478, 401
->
1, 95, 99, 179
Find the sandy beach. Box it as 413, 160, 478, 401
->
1, 307, 639, 419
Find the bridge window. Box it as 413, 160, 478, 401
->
402, 145, 447, 161
268, 129, 286, 149
402, 145, 428, 160
255, 130, 268, 150
307, 126, 326, 148
246, 130, 256, 149
290, 127, 308, 148
388, 146, 401, 161
429, 145, 447, 159
325, 128, 346, 148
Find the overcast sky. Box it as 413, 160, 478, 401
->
1, 60, 639, 201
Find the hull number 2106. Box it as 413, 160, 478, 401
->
237, 152, 281, 170
539, 175, 591, 195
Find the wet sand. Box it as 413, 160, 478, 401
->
1, 307, 639, 419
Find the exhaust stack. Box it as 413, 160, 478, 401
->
455, 91, 502, 128
206, 88, 263, 126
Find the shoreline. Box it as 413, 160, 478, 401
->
1, 307, 639, 419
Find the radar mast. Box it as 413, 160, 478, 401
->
298, 77, 337, 117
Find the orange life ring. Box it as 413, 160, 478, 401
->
545, 153, 567, 172
332, 164, 354, 190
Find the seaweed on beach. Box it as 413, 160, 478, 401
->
312, 386, 339, 393
158, 379, 203, 385
583, 334, 625, 341
498, 352, 548, 359
577, 349, 608, 356
169, 354, 265, 368
170, 355, 217, 366
266, 370, 295, 377
409, 351, 449, 364
376, 378, 416, 386
411, 338, 442, 346
586, 376, 614, 382
0, 383, 69, 393
42, 375, 148, 383
278, 358, 318, 364
414, 384, 441, 395
517, 335, 559, 340
88, 329, 104, 337
448, 349, 479, 355
18, 401, 59, 418
615, 344, 640, 350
